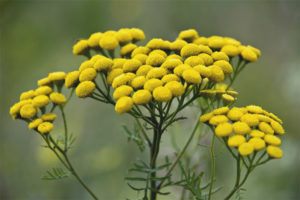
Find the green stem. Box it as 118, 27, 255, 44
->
135, 117, 152, 147
59, 105, 68, 152
208, 133, 216, 200
150, 127, 161, 200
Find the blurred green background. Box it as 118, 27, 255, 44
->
1, 0, 300, 199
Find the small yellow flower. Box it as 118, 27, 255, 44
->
213, 107, 229, 115
136, 65, 153, 76
99, 35, 119, 50
20, 104, 37, 119
266, 112, 283, 124
228, 135, 246, 147
147, 38, 171, 50
174, 64, 192, 77
133, 54, 148, 64
221, 45, 240, 57
144, 78, 163, 92
199, 112, 214, 123
42, 113, 57, 121
246, 105, 264, 114
198, 45, 213, 55
37, 77, 51, 87
264, 135, 281, 146
213, 60, 233, 74
107, 69, 124, 85
270, 120, 285, 135
259, 122, 274, 135
79, 60, 94, 72
161, 74, 180, 84
222, 94, 236, 104
153, 86, 172, 102
146, 68, 168, 79
113, 85, 133, 100
73, 40, 89, 55
241, 47, 257, 62
20, 90, 36, 101
166, 54, 184, 61
112, 74, 130, 89
178, 29, 198, 41
238, 142, 254, 156
87, 32, 102, 48
120, 43, 137, 56
131, 46, 150, 57
28, 118, 43, 130
149, 50, 167, 58
193, 37, 208, 45
161, 59, 183, 69
224, 37, 241, 46
38, 122, 54, 134
90, 55, 105, 64
266, 145, 282, 158
184, 56, 204, 67
32, 95, 50, 108
255, 114, 271, 123
193, 65, 212, 77
129, 28, 145, 41
79, 68, 97, 82
50, 92, 67, 104
132, 89, 152, 105
208, 36, 225, 49
249, 130, 265, 138
48, 72, 66, 82
209, 115, 228, 125
65, 71, 80, 88
130, 76, 147, 89
35, 86, 53, 96
165, 81, 185, 97
9, 102, 22, 118
115, 96, 133, 114
180, 44, 201, 57
208, 65, 225, 82
76, 81, 96, 98
240, 114, 260, 126
232, 121, 251, 135
198, 53, 214, 65
170, 40, 188, 51
211, 52, 229, 61
116, 29, 133, 44
248, 138, 266, 151
123, 59, 142, 72
94, 57, 113, 72
247, 45, 261, 57
112, 58, 127, 69
215, 122, 232, 137
146, 53, 165, 67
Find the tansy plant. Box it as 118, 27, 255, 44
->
9, 28, 285, 200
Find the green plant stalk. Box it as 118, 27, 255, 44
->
208, 133, 216, 200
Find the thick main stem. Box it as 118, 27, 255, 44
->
150, 127, 161, 200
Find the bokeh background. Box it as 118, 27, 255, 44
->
1, 0, 300, 199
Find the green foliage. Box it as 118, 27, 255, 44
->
41, 167, 70, 180
123, 123, 146, 152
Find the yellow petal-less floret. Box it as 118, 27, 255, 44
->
211, 52, 229, 61
20, 104, 37, 119
247, 45, 261, 57
193, 65, 212, 77
184, 56, 204, 67
215, 122, 233, 137
232, 121, 251, 135
208, 65, 225, 82
213, 60, 233, 74
161, 59, 183, 69
94, 57, 113, 72
146, 53, 165, 67
87, 32, 102, 48
146, 68, 168, 79
209, 115, 228, 125
90, 55, 105, 64
129, 28, 145, 41
198, 45, 213, 55
123, 59, 142, 72
116, 29, 133, 44
224, 37, 241, 46
266, 145, 283, 158
222, 94, 236, 104
131, 46, 150, 57
198, 53, 214, 66
264, 135, 281, 146
35, 86, 53, 96
193, 37, 208, 45
136, 65, 153, 76
213, 107, 229, 115
144, 79, 163, 92
165, 81, 185, 97
250, 130, 265, 138
120, 43, 137, 56
99, 35, 119, 50
79, 60, 94, 72
241, 47, 257, 62
166, 54, 184, 61
76, 81, 96, 98
112, 58, 127, 69
270, 120, 285, 135
240, 114, 260, 127
65, 71, 80, 88
112, 74, 130, 89
238, 142, 254, 156
199, 112, 214, 123
113, 85, 133, 100
50, 92, 67, 104
28, 118, 43, 130
115, 96, 133, 114
37, 122, 53, 134
180, 44, 201, 57
107, 69, 124, 85
228, 135, 246, 147
133, 54, 148, 64
153, 86, 172, 102
32, 95, 50, 108
178, 29, 198, 41
248, 138, 266, 151
147, 38, 171, 50
20, 90, 36, 101
73, 40, 89, 55
174, 64, 192, 77
79, 68, 97, 82
132, 90, 152, 105
37, 77, 52, 87
259, 122, 274, 135
161, 74, 180, 84
48, 72, 66, 82
42, 113, 57, 121
208, 36, 225, 49
130, 76, 147, 89
149, 50, 167, 58
256, 113, 272, 122
221, 45, 240, 57
246, 105, 264, 114
170, 40, 188, 51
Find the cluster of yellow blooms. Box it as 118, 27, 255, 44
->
9, 72, 67, 134
200, 105, 285, 158
70, 28, 260, 114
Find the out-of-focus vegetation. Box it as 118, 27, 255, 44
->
1, 0, 299, 199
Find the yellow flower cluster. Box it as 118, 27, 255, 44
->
9, 72, 68, 134
200, 105, 284, 158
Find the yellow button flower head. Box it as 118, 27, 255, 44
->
208, 36, 225, 49
232, 121, 251, 134
270, 120, 285, 135
149, 49, 167, 58
259, 122, 274, 135
115, 96, 133, 114
250, 130, 265, 138
42, 113, 57, 121
123, 59, 142, 72
193, 65, 212, 77
112, 74, 130, 88
76, 81, 96, 98
215, 122, 233, 137
266, 145, 282, 158
20, 104, 37, 119
94, 57, 113, 72
129, 28, 145, 41
107, 69, 124, 85
136, 65, 153, 76
131, 46, 150, 57
132, 89, 152, 105
20, 90, 36, 101
222, 94, 236, 104
166, 54, 184, 61
87, 32, 103, 48
79, 60, 94, 72
50, 92, 67, 104
247, 45, 261, 57
264, 135, 281, 146
73, 40, 89, 55
178, 29, 198, 41
146, 68, 168, 79
35, 86, 53, 96
38, 122, 54, 134
133, 54, 148, 64
182, 69, 202, 84
199, 112, 214, 123
161, 74, 180, 84
208, 65, 225, 82
184, 56, 204, 67
180, 44, 201, 57
99, 35, 119, 50
240, 114, 259, 127
248, 138, 266, 151
267, 112, 282, 124
246, 105, 264, 114
37, 77, 51, 87
146, 53, 165, 67
112, 58, 127, 69
144, 79, 163, 92
209, 115, 228, 125
28, 118, 43, 130
238, 142, 254, 156
198, 53, 214, 65
198, 45, 213, 55
79, 68, 97, 82
65, 71, 80, 88
113, 85, 133, 100
9, 102, 23, 118
174, 64, 192, 76
116, 29, 133, 44
228, 135, 246, 147
213, 106, 229, 115
256, 114, 272, 123
90, 55, 105, 64
224, 37, 241, 46
120, 43, 137, 56
153, 86, 172, 102
221, 45, 240, 57
161, 59, 183, 69
130, 76, 147, 89
165, 81, 185, 97
211, 52, 229, 61
32, 95, 50, 108
170, 39, 188, 51
193, 37, 208, 45
213, 60, 233, 74
147, 38, 171, 50
241, 47, 257, 62
48, 72, 66, 82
